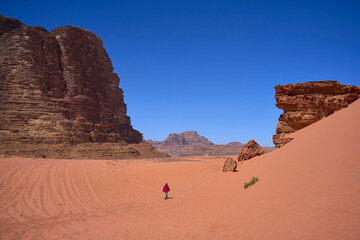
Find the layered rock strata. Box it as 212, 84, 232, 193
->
0, 15, 142, 145
273, 81, 360, 148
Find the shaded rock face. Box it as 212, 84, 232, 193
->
222, 157, 237, 172
237, 140, 264, 161
0, 15, 142, 145
273, 81, 360, 148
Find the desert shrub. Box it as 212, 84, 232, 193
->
244, 176, 259, 189
261, 148, 274, 155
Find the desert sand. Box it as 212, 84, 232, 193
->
1, 99, 360, 239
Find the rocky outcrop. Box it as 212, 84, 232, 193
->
273, 81, 360, 148
272, 135, 294, 149
0, 141, 169, 159
237, 140, 264, 161
222, 157, 237, 172
161, 131, 214, 146
0, 15, 142, 145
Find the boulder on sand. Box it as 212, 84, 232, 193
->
223, 157, 237, 172
237, 140, 264, 161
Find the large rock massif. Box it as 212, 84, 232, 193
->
273, 81, 360, 148
163, 131, 214, 146
0, 15, 166, 159
148, 131, 273, 157
148, 131, 214, 147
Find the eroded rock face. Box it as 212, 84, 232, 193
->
273, 81, 360, 148
0, 15, 142, 145
222, 157, 237, 172
237, 140, 264, 161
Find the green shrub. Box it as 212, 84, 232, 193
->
244, 176, 259, 189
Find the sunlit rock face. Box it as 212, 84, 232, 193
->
273, 81, 360, 148
0, 15, 142, 145
237, 139, 264, 161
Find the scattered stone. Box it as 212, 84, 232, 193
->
238, 140, 264, 161
222, 157, 237, 172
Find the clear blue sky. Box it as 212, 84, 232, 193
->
2, 0, 360, 146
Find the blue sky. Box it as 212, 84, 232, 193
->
2, 0, 359, 146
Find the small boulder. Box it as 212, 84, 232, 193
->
238, 140, 264, 161
223, 157, 237, 172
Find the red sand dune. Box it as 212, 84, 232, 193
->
0, 99, 359, 239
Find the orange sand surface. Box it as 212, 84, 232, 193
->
1, 99, 360, 240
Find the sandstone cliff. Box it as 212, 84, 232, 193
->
0, 15, 166, 159
273, 81, 360, 148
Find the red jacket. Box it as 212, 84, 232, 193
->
163, 184, 170, 192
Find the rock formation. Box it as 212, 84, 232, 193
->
273, 81, 360, 148
179, 131, 214, 145
222, 157, 237, 172
0, 15, 166, 159
147, 139, 162, 147
162, 131, 214, 146
237, 140, 264, 161
147, 131, 254, 157
0, 15, 141, 145
163, 133, 188, 145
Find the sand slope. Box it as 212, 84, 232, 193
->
0, 99, 359, 239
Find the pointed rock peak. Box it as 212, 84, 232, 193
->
238, 139, 264, 161
179, 131, 214, 145
163, 133, 187, 145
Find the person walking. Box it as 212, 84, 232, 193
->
163, 183, 170, 200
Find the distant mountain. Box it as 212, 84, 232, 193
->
147, 131, 250, 157
161, 131, 214, 146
